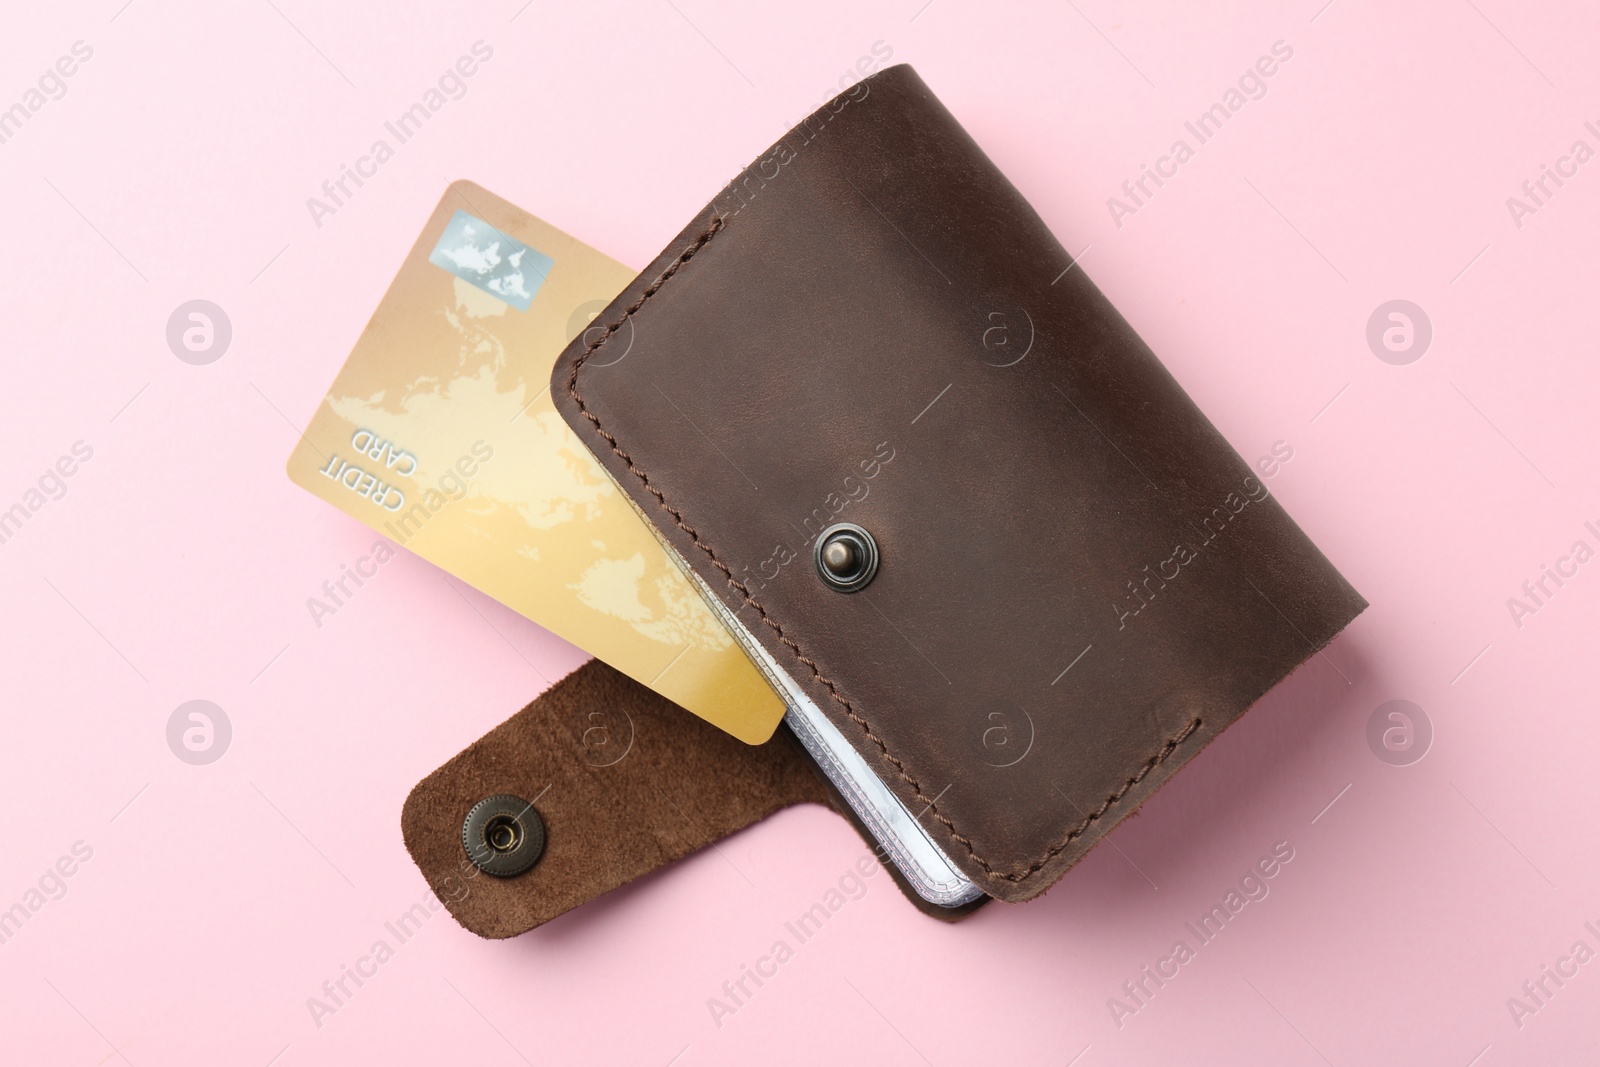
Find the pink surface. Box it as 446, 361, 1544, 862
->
2, 1, 1596, 1063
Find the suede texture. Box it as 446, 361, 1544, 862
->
401, 660, 981, 937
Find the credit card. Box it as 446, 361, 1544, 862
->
286, 181, 786, 744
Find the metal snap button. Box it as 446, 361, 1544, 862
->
814, 522, 879, 593
462, 794, 546, 877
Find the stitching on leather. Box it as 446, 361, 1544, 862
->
562, 215, 1204, 884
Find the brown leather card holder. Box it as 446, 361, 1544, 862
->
548, 63, 1367, 906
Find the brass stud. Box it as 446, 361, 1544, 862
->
814, 523, 879, 593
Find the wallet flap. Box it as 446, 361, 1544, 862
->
550, 64, 1366, 903
402, 660, 832, 937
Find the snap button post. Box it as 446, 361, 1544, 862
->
462, 794, 546, 877
814, 522, 879, 593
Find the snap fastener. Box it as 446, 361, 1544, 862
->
461, 794, 546, 878
814, 522, 879, 593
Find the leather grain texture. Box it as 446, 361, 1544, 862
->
550, 64, 1367, 903
402, 659, 838, 938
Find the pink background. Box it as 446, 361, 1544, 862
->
3, 1, 1597, 1063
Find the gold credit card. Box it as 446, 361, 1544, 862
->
287, 181, 785, 743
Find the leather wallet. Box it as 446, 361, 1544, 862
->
544, 63, 1366, 907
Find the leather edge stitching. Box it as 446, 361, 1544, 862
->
561, 214, 1204, 885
